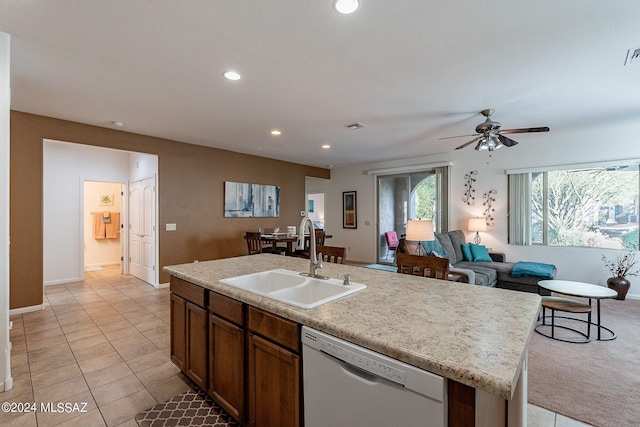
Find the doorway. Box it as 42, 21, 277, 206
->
307, 192, 325, 230
83, 181, 124, 273
43, 140, 158, 287
377, 170, 444, 264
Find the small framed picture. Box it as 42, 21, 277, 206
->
99, 194, 114, 206
343, 191, 357, 229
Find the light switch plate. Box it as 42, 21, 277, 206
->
166, 223, 177, 231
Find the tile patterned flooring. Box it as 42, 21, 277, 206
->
2, 265, 592, 426
3, 266, 193, 426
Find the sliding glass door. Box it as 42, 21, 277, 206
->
377, 167, 448, 263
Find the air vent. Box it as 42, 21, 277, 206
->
346, 122, 366, 130
624, 47, 640, 66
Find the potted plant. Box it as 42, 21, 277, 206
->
601, 251, 639, 300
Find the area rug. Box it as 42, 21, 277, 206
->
528, 297, 640, 427
135, 389, 240, 427
364, 263, 396, 272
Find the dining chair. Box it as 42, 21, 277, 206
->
292, 229, 326, 258
317, 245, 346, 264
396, 253, 449, 280
245, 231, 263, 255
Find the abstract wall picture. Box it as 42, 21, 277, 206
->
224, 181, 280, 217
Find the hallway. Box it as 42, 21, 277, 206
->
3, 266, 192, 426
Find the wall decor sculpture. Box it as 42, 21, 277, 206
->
482, 190, 497, 226
224, 181, 280, 217
463, 170, 477, 205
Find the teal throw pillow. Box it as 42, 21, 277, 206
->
460, 243, 473, 261
469, 243, 492, 262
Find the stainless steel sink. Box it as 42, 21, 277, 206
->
219, 269, 366, 309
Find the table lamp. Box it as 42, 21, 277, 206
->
406, 219, 434, 256
468, 217, 487, 244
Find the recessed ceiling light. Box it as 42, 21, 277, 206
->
223, 70, 241, 81
333, 0, 360, 14
270, 130, 282, 136
322, 144, 331, 149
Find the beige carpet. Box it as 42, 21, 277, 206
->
528, 297, 640, 427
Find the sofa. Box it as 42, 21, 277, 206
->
397, 230, 556, 295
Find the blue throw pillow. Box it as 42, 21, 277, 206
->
469, 243, 492, 262
422, 239, 447, 258
511, 261, 556, 278
460, 243, 473, 261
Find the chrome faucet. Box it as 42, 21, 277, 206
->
299, 217, 323, 278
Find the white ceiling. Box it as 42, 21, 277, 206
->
1, 1, 639, 168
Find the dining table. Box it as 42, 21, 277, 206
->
260, 233, 299, 255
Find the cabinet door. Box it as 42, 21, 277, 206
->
209, 314, 244, 423
185, 301, 208, 389
170, 294, 186, 371
248, 333, 300, 427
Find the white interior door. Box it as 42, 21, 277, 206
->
129, 176, 156, 285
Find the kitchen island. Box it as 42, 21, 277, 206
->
165, 254, 541, 426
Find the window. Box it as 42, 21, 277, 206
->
509, 164, 639, 250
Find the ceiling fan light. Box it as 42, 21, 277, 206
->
475, 140, 488, 151
492, 136, 504, 150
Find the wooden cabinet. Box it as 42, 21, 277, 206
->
208, 292, 245, 423
170, 276, 302, 427
248, 307, 301, 427
170, 293, 186, 371
185, 301, 207, 388
170, 277, 208, 389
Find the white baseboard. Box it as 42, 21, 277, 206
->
44, 277, 82, 286
156, 282, 169, 289
2, 377, 13, 392
9, 304, 46, 315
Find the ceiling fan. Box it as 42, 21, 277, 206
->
440, 109, 549, 151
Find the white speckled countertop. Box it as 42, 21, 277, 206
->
164, 254, 541, 400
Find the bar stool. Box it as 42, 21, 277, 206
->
535, 296, 593, 343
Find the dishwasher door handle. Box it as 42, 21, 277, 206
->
339, 359, 403, 387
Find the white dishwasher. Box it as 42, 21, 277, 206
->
302, 327, 446, 427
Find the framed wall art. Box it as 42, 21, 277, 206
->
224, 181, 280, 218
342, 191, 357, 229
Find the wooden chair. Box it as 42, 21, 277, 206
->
317, 245, 346, 264
245, 231, 263, 255
396, 253, 449, 280
292, 229, 326, 258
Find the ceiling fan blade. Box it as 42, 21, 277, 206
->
454, 137, 480, 150
500, 126, 550, 134
438, 133, 479, 140
497, 134, 518, 147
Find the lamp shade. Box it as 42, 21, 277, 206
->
406, 220, 434, 242
468, 217, 487, 232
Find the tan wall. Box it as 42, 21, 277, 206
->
10, 111, 330, 309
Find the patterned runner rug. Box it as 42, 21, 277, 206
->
135, 389, 240, 427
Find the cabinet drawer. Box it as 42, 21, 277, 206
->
209, 291, 244, 326
248, 307, 300, 353
170, 276, 207, 307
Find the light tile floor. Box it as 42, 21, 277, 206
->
2, 265, 193, 426
2, 265, 592, 426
